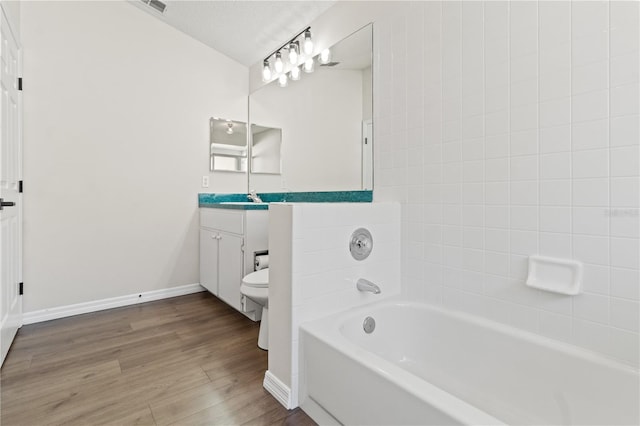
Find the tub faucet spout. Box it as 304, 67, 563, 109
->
357, 278, 381, 294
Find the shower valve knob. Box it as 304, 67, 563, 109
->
349, 228, 373, 261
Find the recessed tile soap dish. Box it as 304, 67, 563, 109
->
526, 255, 583, 295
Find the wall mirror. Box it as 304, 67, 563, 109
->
209, 117, 248, 173
248, 23, 373, 192
250, 124, 282, 175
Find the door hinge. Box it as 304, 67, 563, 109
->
19, 180, 23, 193
19, 282, 23, 295
364, 137, 368, 145
18, 77, 22, 91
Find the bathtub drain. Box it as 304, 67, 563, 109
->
363, 316, 376, 334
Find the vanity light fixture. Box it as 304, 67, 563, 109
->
274, 52, 284, 73
288, 41, 299, 65
278, 73, 288, 87
262, 26, 314, 86
261, 60, 272, 82
303, 57, 314, 73
290, 65, 301, 81
226, 122, 234, 135
319, 48, 331, 64
303, 29, 313, 55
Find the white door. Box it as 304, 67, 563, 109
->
362, 119, 373, 190
0, 10, 22, 366
217, 232, 243, 312
199, 228, 220, 295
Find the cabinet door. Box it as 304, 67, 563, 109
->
199, 228, 219, 295
217, 232, 244, 311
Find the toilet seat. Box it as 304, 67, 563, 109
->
241, 268, 268, 288
240, 284, 268, 302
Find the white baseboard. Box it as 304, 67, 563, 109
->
23, 283, 206, 325
263, 370, 293, 409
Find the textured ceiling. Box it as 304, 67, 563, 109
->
129, 0, 336, 67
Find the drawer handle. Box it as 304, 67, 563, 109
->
0, 198, 16, 210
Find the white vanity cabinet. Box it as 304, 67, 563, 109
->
199, 207, 268, 320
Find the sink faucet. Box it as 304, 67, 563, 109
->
356, 278, 381, 294
247, 190, 262, 203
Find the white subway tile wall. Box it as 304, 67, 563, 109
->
374, 1, 639, 367
288, 202, 401, 391
290, 203, 401, 307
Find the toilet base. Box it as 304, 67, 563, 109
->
258, 306, 268, 350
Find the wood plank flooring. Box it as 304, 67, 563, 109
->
0, 292, 316, 426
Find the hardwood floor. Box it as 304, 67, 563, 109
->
0, 292, 316, 426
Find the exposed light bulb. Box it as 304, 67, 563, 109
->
288, 42, 298, 65
274, 52, 284, 73
278, 73, 288, 87
290, 65, 301, 81
303, 57, 314, 73
319, 48, 331, 64
262, 60, 271, 82
303, 29, 313, 55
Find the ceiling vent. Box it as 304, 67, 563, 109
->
140, 0, 167, 14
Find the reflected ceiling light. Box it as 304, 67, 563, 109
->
319, 48, 331, 64
278, 73, 288, 87
303, 57, 314, 73
290, 65, 301, 81
303, 29, 313, 55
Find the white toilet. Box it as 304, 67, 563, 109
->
241, 268, 269, 350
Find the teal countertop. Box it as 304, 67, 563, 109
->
199, 190, 373, 210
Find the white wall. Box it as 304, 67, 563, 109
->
374, 1, 639, 367
268, 202, 401, 407
21, 1, 248, 313
266, 203, 293, 399
362, 66, 372, 121
249, 68, 363, 192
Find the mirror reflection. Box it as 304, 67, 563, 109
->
250, 124, 282, 175
249, 23, 373, 192
209, 117, 248, 173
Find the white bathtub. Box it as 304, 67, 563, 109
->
299, 298, 639, 425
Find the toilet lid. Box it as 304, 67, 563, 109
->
242, 268, 269, 288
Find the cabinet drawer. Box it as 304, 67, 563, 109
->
200, 208, 244, 234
